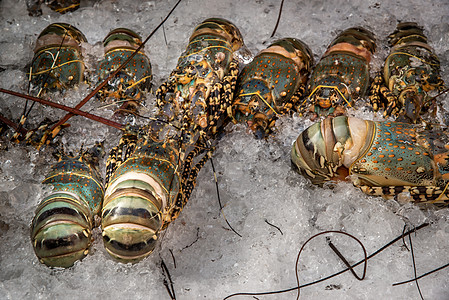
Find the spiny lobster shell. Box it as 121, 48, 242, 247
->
292, 116, 449, 205
383, 22, 444, 121
101, 131, 181, 263
30, 23, 87, 94
157, 18, 245, 135
97, 28, 152, 113
30, 145, 104, 268
232, 37, 313, 138
305, 27, 376, 116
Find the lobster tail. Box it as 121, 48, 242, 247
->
329, 27, 376, 54
388, 22, 429, 48
30, 146, 104, 268
101, 135, 181, 263
30, 192, 93, 268
31, 23, 87, 94
291, 116, 374, 185
101, 175, 164, 262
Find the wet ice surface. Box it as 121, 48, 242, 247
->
1, 0, 449, 299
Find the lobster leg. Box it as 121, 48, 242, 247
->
208, 59, 239, 134
368, 72, 398, 116
360, 185, 449, 205
105, 132, 137, 186
170, 141, 214, 221
156, 71, 177, 109
284, 84, 306, 114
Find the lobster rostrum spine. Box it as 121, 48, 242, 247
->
101, 127, 183, 263
30, 143, 104, 268
30, 23, 87, 95
156, 18, 246, 138
300, 27, 376, 117
231, 38, 314, 138
369, 22, 446, 123
97, 28, 152, 115
291, 116, 449, 205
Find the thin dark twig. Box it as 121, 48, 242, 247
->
162, 17, 168, 46
270, 0, 285, 38
49, 0, 182, 135
401, 224, 410, 251
393, 262, 449, 286
223, 223, 429, 299
161, 259, 176, 300
265, 219, 283, 235
295, 231, 367, 300
327, 237, 365, 281
209, 156, 242, 238
169, 249, 176, 268
407, 229, 424, 300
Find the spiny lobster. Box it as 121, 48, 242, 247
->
291, 115, 449, 206
298, 27, 376, 119
369, 22, 446, 123
230, 37, 314, 138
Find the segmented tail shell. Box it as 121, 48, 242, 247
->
30, 150, 104, 268
190, 18, 245, 51
232, 37, 313, 137
101, 138, 180, 263
291, 116, 374, 185
388, 22, 429, 48
31, 23, 87, 93
97, 28, 152, 109
329, 27, 376, 54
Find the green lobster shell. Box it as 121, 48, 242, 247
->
156, 18, 246, 137
101, 128, 181, 263
370, 22, 446, 123
231, 38, 314, 138
30, 144, 104, 268
30, 23, 87, 94
97, 28, 152, 114
301, 27, 376, 117
291, 116, 449, 206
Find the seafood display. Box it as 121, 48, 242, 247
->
0, 0, 448, 297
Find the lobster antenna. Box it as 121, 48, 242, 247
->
406, 226, 424, 300
209, 155, 242, 238
223, 223, 429, 299
48, 0, 182, 138
423, 86, 449, 106
0, 88, 123, 130
270, 0, 285, 38
393, 262, 449, 286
